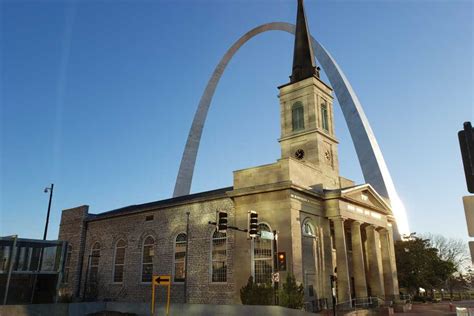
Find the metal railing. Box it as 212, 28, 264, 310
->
335, 296, 386, 313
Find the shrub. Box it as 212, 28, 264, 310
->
240, 276, 273, 305
279, 273, 304, 309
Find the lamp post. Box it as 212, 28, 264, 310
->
43, 184, 54, 240
31, 184, 54, 303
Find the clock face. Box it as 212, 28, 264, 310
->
324, 150, 331, 161
295, 149, 305, 160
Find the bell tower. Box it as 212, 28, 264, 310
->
278, 0, 339, 185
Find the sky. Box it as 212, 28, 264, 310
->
0, 0, 472, 242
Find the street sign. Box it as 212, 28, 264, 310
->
152, 275, 171, 286
272, 272, 280, 283
151, 275, 171, 315
260, 231, 274, 240
463, 196, 474, 237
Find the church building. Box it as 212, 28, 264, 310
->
58, 0, 399, 311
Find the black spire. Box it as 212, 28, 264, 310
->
290, 0, 319, 83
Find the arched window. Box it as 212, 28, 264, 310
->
63, 244, 72, 283
89, 242, 100, 284
303, 219, 316, 237
141, 236, 154, 283
211, 231, 227, 283
292, 102, 305, 131
321, 101, 329, 132
174, 233, 187, 282
113, 239, 126, 283
253, 223, 273, 284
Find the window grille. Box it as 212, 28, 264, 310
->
113, 240, 126, 283
211, 231, 227, 282
89, 242, 100, 284
321, 101, 329, 132
141, 237, 154, 283
174, 233, 186, 282
292, 102, 305, 131
253, 224, 273, 284
303, 220, 316, 237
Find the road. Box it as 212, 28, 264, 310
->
396, 301, 474, 315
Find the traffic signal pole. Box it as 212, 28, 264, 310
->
273, 230, 279, 305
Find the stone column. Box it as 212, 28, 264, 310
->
365, 225, 385, 298
332, 217, 351, 303
351, 221, 368, 298
380, 228, 396, 299
386, 225, 400, 298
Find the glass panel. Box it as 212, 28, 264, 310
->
142, 237, 154, 282
90, 266, 98, 283
321, 103, 329, 131
253, 224, 273, 284
29, 247, 41, 271
142, 264, 153, 282
115, 247, 125, 265
174, 261, 185, 282
143, 245, 153, 264
212, 261, 227, 282
212, 232, 227, 282
113, 265, 124, 283
41, 247, 56, 271
0, 245, 11, 272
254, 259, 272, 284
174, 234, 186, 282
292, 103, 305, 131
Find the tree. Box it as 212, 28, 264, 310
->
421, 233, 471, 272
279, 273, 304, 309
395, 234, 456, 295
240, 276, 273, 305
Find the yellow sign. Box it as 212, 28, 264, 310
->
151, 275, 171, 315
153, 275, 171, 286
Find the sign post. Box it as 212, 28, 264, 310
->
151, 275, 171, 316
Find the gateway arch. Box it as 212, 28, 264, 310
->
172, 22, 409, 236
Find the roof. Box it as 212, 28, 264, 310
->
88, 186, 233, 221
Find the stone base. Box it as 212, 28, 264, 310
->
378, 307, 394, 315
394, 303, 412, 313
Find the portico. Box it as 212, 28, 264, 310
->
326, 185, 399, 303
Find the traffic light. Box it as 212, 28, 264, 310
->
218, 211, 228, 233
277, 252, 286, 271
459, 122, 474, 193
248, 210, 258, 238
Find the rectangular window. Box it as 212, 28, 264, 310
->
145, 215, 154, 221
292, 103, 305, 131
211, 232, 227, 282
321, 101, 329, 132
0, 245, 11, 272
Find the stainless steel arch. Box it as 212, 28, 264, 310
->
173, 22, 409, 235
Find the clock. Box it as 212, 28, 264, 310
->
295, 149, 305, 160
324, 150, 331, 161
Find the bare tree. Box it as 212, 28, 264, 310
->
421, 233, 471, 272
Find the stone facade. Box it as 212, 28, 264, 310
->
57, 4, 400, 307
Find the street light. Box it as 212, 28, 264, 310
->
43, 184, 54, 240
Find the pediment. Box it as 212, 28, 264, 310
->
341, 184, 392, 215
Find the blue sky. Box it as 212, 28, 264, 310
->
0, 0, 472, 241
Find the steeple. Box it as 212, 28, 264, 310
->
290, 0, 319, 83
